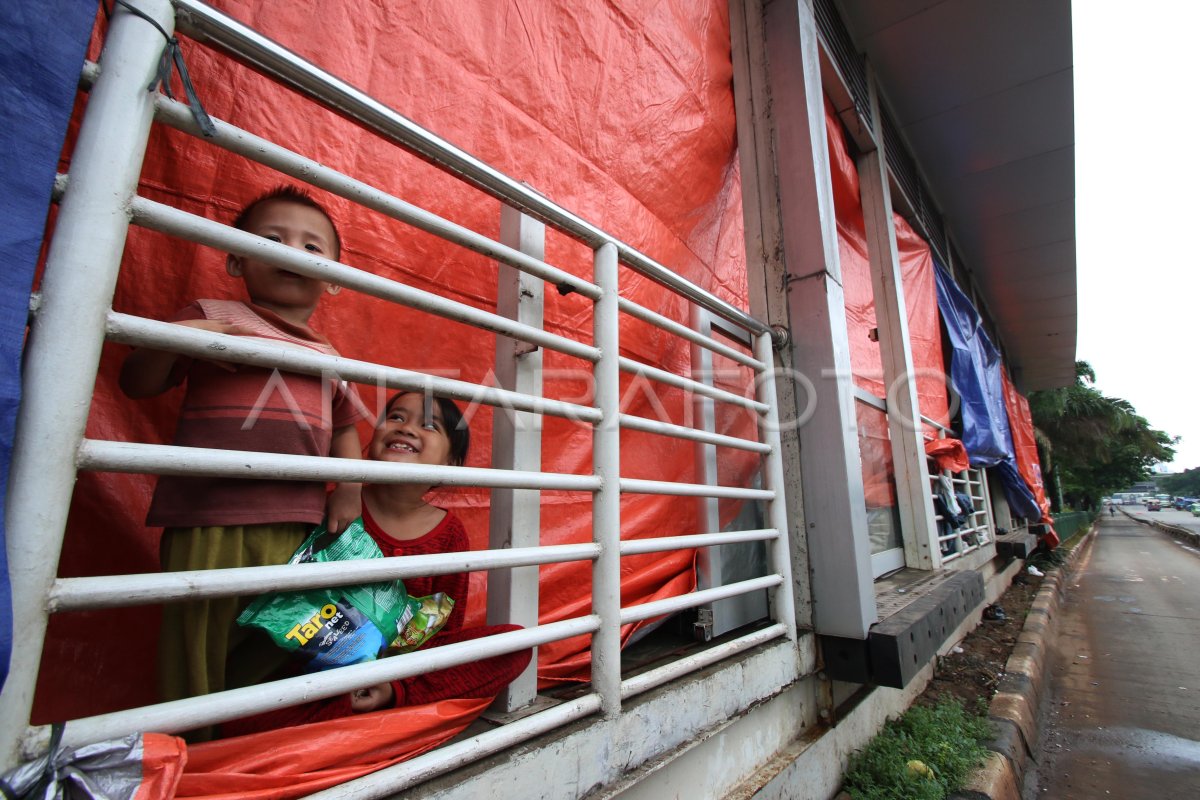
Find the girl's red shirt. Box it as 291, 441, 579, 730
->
360, 504, 469, 633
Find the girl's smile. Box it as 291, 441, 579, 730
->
370, 393, 451, 467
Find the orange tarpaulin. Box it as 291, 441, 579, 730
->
36, 0, 758, 780
175, 699, 489, 800
1001, 367, 1053, 523
823, 100, 956, 510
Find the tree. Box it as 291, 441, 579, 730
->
1029, 361, 1174, 510
1160, 467, 1200, 497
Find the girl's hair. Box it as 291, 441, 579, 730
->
384, 392, 470, 467
232, 185, 342, 259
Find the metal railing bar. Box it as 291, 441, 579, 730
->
37, 616, 599, 752
301, 694, 603, 800
151, 95, 601, 301
619, 529, 778, 556
852, 385, 887, 411
618, 413, 771, 454
49, 543, 601, 612
616, 297, 762, 370
77, 440, 603, 491
127, 195, 601, 363
105, 312, 601, 423
919, 414, 951, 434
619, 624, 787, 700
590, 241, 622, 717
171, 0, 770, 336
619, 478, 774, 500
79, 59, 101, 89
754, 329, 798, 638
619, 575, 782, 624
0, 0, 170, 767
619, 357, 768, 413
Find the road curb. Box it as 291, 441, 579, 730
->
1126, 510, 1200, 547
951, 521, 1098, 800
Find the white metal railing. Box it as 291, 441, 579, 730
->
0, 0, 796, 789
922, 418, 995, 564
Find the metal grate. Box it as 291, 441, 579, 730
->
813, 0, 872, 131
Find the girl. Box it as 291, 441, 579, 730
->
222, 392, 531, 736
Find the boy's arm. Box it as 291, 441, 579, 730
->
118, 318, 248, 398
325, 423, 363, 534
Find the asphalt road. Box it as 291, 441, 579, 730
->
1122, 504, 1200, 536
1024, 513, 1200, 798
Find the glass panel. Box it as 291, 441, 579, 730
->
856, 400, 902, 558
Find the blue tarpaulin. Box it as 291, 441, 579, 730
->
933, 262, 1041, 521
0, 0, 99, 692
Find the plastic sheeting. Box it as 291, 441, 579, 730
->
932, 263, 1041, 521
825, 104, 951, 431
1001, 367, 1053, 522
824, 100, 955, 513
35, 0, 754, 745
176, 698, 489, 800
0, 730, 185, 800
0, 0, 98, 697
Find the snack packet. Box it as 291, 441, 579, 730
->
237, 519, 449, 670
391, 592, 455, 654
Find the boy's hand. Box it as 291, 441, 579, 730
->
121, 317, 247, 398
350, 683, 395, 713
326, 482, 362, 534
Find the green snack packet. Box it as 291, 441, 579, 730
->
390, 592, 456, 654
237, 518, 423, 670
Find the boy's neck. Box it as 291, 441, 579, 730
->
249, 299, 317, 327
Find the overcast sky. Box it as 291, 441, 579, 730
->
1073, 2, 1200, 472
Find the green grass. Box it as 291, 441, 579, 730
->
841, 699, 992, 800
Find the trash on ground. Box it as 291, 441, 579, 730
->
982, 604, 1007, 621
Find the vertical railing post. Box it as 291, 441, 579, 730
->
754, 331, 797, 639
591, 242, 621, 715
487, 204, 545, 712
978, 469, 996, 543
0, 0, 173, 768
689, 307, 720, 642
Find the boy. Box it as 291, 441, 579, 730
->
121, 186, 364, 719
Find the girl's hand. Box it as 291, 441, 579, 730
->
350, 683, 395, 713
326, 482, 363, 534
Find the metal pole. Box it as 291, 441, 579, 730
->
0, 0, 173, 768
488, 205, 546, 711
755, 331, 798, 639
590, 242, 622, 716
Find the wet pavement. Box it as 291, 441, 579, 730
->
1024, 514, 1200, 797
1122, 504, 1200, 539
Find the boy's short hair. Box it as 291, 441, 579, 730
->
232, 185, 342, 259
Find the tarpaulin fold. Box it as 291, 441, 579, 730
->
932, 262, 1041, 521
176, 698, 489, 800
0, 730, 186, 800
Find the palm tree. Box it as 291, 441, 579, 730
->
1029, 361, 1173, 510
